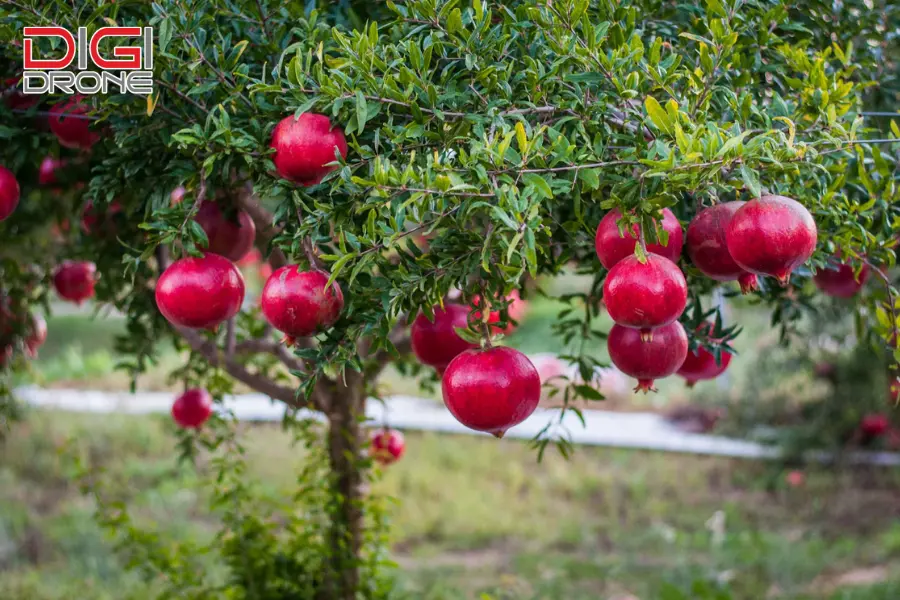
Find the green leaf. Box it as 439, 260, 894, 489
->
578, 168, 600, 190
715, 131, 751, 158
523, 173, 553, 198
158, 19, 172, 54
644, 96, 672, 134
326, 253, 356, 289
740, 164, 762, 198
573, 384, 604, 401
355, 91, 368, 132
447, 8, 463, 34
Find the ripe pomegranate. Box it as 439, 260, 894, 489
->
785, 470, 805, 488
686, 202, 758, 293
193, 202, 256, 262
3, 76, 38, 110
172, 389, 214, 429
594, 207, 683, 269
441, 346, 541, 438
38, 156, 65, 186
48, 96, 101, 150
53, 261, 97, 304
602, 254, 687, 339
860, 413, 890, 438
0, 165, 19, 221
813, 259, 869, 298
607, 321, 688, 393
24, 313, 47, 358
411, 304, 477, 372
725, 195, 817, 284
271, 113, 348, 185
156, 253, 245, 330
260, 267, 344, 343
473, 290, 529, 335
81, 200, 124, 235
369, 428, 406, 465
677, 322, 732, 387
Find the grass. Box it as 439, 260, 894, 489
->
1, 409, 900, 599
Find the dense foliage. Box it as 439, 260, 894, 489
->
1, 0, 899, 597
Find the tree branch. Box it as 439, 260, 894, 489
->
234, 187, 288, 270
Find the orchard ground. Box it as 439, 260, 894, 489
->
3, 275, 900, 598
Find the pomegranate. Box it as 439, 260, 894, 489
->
81, 200, 124, 235
725, 195, 817, 284
594, 207, 683, 269
156, 253, 245, 330
3, 76, 37, 110
38, 156, 65, 186
369, 428, 406, 465
172, 389, 214, 429
441, 346, 541, 438
686, 202, 758, 293
260, 267, 344, 343
677, 322, 732, 387
813, 259, 869, 298
0, 165, 19, 221
24, 313, 47, 358
271, 113, 348, 185
860, 413, 890, 438
411, 304, 477, 372
48, 96, 101, 150
53, 261, 97, 304
473, 290, 529, 335
607, 321, 688, 393
193, 202, 256, 262
602, 254, 687, 339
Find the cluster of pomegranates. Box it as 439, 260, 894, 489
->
598, 195, 820, 392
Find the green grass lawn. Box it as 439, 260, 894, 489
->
1, 409, 900, 599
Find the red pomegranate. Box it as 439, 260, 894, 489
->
441, 346, 541, 438
260, 267, 344, 343
785, 470, 805, 488
602, 254, 687, 339
369, 428, 406, 465
725, 195, 817, 284
607, 321, 688, 393
81, 200, 124, 235
411, 304, 478, 372
48, 96, 101, 150
686, 202, 758, 293
860, 413, 890, 438
0, 165, 19, 221
3, 76, 38, 110
38, 156, 65, 186
53, 261, 97, 304
193, 202, 256, 262
270, 113, 348, 185
594, 207, 683, 269
677, 322, 732, 387
24, 313, 47, 358
473, 290, 529, 335
172, 389, 214, 429
156, 253, 245, 330
813, 259, 869, 298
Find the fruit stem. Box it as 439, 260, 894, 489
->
302, 237, 322, 270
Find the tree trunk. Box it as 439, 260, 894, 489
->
323, 373, 366, 600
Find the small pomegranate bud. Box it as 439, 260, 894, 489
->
603, 254, 687, 338
48, 95, 101, 150
53, 261, 97, 304
260, 267, 344, 341
0, 165, 20, 222
441, 346, 541, 437
156, 253, 245, 330
411, 304, 478, 372
677, 322, 732, 387
38, 156, 65, 186
725, 195, 817, 285
193, 202, 257, 262
172, 388, 214, 429
686, 202, 757, 294
595, 207, 683, 270
608, 321, 688, 393
270, 113, 348, 186
813, 259, 869, 298
369, 428, 406, 465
